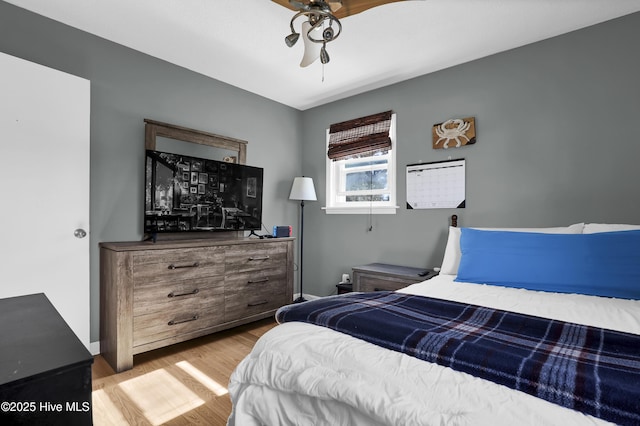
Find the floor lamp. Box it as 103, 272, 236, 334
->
289, 176, 317, 303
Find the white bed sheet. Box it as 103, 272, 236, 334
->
399, 274, 640, 335
228, 276, 640, 425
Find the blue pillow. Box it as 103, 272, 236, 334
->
454, 228, 640, 300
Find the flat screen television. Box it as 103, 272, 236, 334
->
144, 149, 263, 235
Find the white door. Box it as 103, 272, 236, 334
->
0, 52, 90, 349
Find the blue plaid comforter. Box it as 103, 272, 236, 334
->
276, 291, 640, 425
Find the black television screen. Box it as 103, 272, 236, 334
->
144, 149, 263, 234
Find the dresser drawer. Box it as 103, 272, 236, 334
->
133, 276, 224, 317
225, 242, 288, 274
355, 274, 418, 292
133, 292, 225, 348
224, 266, 287, 288
132, 247, 225, 284
352, 263, 435, 292
225, 278, 288, 322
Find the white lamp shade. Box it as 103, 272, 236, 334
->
300, 21, 322, 67
289, 177, 317, 201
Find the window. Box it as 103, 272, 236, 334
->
324, 112, 397, 214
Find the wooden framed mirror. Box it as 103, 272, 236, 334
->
144, 119, 247, 164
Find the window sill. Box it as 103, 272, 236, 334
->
322, 206, 399, 215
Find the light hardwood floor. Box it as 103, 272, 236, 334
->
92, 318, 277, 425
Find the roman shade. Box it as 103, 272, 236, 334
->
327, 110, 393, 161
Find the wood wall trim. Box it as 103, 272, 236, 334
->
144, 119, 247, 164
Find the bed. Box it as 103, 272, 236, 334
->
227, 222, 640, 426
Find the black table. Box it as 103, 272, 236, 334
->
0, 293, 93, 425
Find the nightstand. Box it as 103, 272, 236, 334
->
352, 263, 438, 292
336, 282, 353, 294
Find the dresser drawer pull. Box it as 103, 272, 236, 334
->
168, 262, 200, 270
168, 288, 200, 298
248, 277, 269, 284
168, 315, 199, 326
248, 256, 270, 261
247, 300, 268, 307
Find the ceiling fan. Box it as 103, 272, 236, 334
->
272, 0, 410, 67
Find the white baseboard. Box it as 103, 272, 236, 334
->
90, 341, 100, 356
294, 292, 320, 301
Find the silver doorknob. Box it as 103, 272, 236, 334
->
74, 228, 87, 239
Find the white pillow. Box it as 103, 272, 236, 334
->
439, 223, 585, 276
583, 223, 640, 233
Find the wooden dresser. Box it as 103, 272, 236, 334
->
100, 237, 294, 372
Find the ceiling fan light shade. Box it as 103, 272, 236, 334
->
285, 32, 300, 47
300, 20, 322, 67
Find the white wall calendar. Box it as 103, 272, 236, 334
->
406, 159, 466, 209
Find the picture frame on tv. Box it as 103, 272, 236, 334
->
144, 149, 263, 235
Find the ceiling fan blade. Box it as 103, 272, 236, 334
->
272, 0, 417, 18
332, 0, 409, 18
290, 0, 311, 11
271, 0, 303, 13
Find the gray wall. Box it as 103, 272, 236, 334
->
299, 12, 640, 297
0, 1, 302, 344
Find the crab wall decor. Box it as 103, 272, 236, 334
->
432, 117, 476, 149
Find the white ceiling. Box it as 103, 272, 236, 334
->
6, 0, 640, 110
